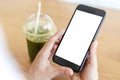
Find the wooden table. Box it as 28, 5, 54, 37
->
0, 0, 120, 80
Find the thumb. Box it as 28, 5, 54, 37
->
54, 66, 73, 76
89, 40, 98, 68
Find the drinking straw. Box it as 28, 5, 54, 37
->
35, 2, 41, 34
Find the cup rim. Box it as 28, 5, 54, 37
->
23, 25, 56, 37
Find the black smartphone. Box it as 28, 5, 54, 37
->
53, 4, 106, 72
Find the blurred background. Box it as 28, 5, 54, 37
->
59, 0, 120, 9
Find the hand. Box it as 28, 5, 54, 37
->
28, 30, 73, 80
71, 41, 98, 80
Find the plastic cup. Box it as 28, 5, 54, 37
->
23, 13, 57, 62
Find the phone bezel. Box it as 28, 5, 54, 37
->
53, 4, 106, 72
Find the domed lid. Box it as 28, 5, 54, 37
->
23, 13, 57, 42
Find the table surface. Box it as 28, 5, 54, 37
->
0, 0, 120, 80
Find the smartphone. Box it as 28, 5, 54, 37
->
53, 4, 106, 72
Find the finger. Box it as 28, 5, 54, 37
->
49, 29, 65, 59
38, 29, 65, 59
89, 40, 98, 68
49, 44, 58, 60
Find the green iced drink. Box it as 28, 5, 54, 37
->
23, 14, 57, 62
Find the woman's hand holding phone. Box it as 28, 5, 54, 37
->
28, 30, 73, 80
71, 41, 98, 80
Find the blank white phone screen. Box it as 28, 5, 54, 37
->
55, 10, 102, 65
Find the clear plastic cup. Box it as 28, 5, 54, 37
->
23, 13, 57, 62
